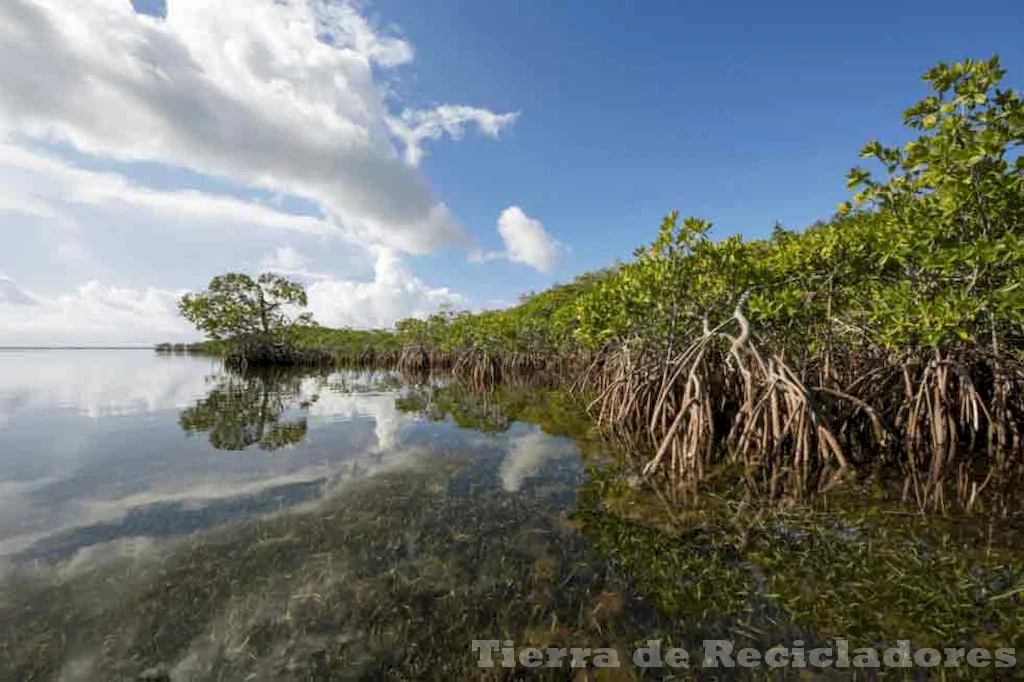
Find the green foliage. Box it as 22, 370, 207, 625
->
841, 56, 1024, 349
390, 271, 611, 355
286, 324, 406, 356
574, 56, 1024, 355
179, 272, 313, 341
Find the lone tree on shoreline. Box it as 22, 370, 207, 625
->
179, 272, 314, 341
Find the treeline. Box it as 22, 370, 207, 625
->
154, 342, 210, 353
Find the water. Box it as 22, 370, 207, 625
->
0, 351, 583, 566
0, 351, 663, 680
2, 351, 1022, 680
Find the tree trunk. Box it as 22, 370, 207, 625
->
258, 288, 269, 334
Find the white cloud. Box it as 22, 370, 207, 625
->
388, 105, 519, 167
0, 143, 361, 298
263, 246, 308, 273
0, 275, 37, 305
306, 247, 464, 328
0, 0, 524, 344
472, 206, 562, 272
259, 244, 373, 285
0, 0, 517, 254
0, 278, 193, 345
260, 245, 321, 279
0, 145, 465, 342
259, 244, 464, 328
0, 144, 337, 238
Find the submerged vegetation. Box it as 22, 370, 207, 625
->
4, 368, 1023, 679
391, 377, 1024, 654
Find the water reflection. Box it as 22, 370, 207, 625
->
0, 349, 218, 421
0, 353, 583, 569
179, 369, 312, 451
0, 352, 613, 680
499, 429, 575, 493
4, 353, 1023, 679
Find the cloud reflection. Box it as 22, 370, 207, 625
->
500, 428, 575, 492
0, 354, 583, 571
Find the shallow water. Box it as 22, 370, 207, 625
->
0, 351, 583, 566
1, 351, 646, 680
1, 350, 1022, 680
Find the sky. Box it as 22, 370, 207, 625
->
0, 0, 1021, 344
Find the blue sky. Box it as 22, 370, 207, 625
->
0, 0, 1022, 342
376, 0, 1024, 299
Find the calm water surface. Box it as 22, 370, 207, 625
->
0, 350, 582, 565
0, 350, 663, 681
2, 351, 1021, 681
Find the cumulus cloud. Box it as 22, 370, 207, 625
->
258, 244, 465, 328
259, 245, 329, 281
306, 248, 464, 328
0, 278, 193, 345
388, 105, 519, 167
0, 147, 462, 344
0, 0, 517, 254
472, 206, 562, 272
0, 0, 524, 344
0, 142, 357, 297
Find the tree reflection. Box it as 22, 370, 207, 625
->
180, 369, 315, 450
394, 380, 591, 439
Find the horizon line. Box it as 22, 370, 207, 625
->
0, 345, 161, 350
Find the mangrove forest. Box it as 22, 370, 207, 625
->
174, 57, 1024, 516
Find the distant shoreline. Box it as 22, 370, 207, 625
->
0, 346, 157, 350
